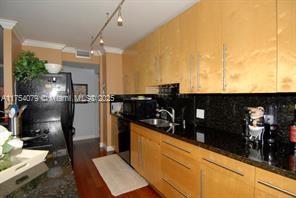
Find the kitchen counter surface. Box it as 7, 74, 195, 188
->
113, 113, 296, 180
0, 146, 77, 197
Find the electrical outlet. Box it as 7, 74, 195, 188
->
196, 109, 205, 119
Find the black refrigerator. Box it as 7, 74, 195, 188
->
16, 72, 75, 161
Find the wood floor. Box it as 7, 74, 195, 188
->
73, 138, 161, 198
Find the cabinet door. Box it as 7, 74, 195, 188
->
143, 29, 161, 88
111, 116, 119, 153
131, 130, 143, 174
142, 137, 161, 191
222, 0, 277, 93
255, 168, 296, 198
277, 0, 296, 92
159, 17, 181, 85
122, 50, 134, 94
200, 148, 255, 198
200, 161, 254, 198
196, 0, 223, 93
179, 4, 198, 93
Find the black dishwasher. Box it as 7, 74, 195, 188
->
118, 117, 130, 164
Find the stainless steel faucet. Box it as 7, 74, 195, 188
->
156, 107, 175, 123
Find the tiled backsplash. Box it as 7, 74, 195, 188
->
159, 94, 296, 142
114, 93, 296, 142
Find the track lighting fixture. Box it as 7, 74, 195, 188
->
90, 0, 125, 48
117, 6, 123, 26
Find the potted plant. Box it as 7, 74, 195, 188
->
14, 51, 48, 82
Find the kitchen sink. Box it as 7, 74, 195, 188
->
140, 118, 179, 128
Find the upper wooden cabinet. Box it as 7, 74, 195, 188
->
142, 29, 161, 88
221, 0, 277, 93
196, 0, 223, 93
179, 4, 198, 93
277, 0, 296, 92
159, 17, 181, 85
123, 0, 294, 94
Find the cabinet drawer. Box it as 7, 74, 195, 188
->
255, 168, 296, 198
161, 134, 199, 168
131, 124, 161, 143
161, 177, 190, 198
161, 153, 199, 198
200, 148, 255, 185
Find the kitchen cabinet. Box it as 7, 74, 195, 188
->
277, 0, 296, 92
160, 134, 200, 198
255, 168, 296, 198
130, 126, 143, 174
199, 148, 255, 198
221, 0, 277, 93
142, 29, 161, 88
196, 0, 223, 93
159, 16, 181, 85
111, 116, 119, 153
130, 124, 161, 191
179, 4, 198, 93
123, 47, 136, 94
130, 123, 296, 198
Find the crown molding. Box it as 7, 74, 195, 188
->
62, 47, 76, 53
13, 24, 24, 43
104, 46, 123, 54
22, 39, 66, 50
0, 19, 17, 29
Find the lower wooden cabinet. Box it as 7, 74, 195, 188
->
130, 124, 162, 191
130, 124, 296, 198
199, 148, 255, 198
255, 168, 296, 198
111, 116, 119, 153
160, 135, 200, 198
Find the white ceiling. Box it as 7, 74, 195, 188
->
0, 0, 198, 51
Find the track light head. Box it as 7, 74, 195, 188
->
117, 6, 123, 26
99, 36, 104, 45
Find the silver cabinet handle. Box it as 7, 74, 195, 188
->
222, 44, 227, 91
161, 153, 191, 170
137, 137, 141, 168
162, 177, 190, 198
200, 169, 204, 198
257, 180, 296, 197
196, 53, 201, 91
162, 140, 191, 153
202, 157, 244, 176
157, 55, 161, 84
188, 55, 194, 91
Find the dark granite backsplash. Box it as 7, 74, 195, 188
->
113, 93, 296, 142
193, 94, 296, 142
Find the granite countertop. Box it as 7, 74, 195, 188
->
0, 146, 77, 197
112, 113, 296, 180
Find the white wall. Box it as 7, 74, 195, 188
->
63, 65, 99, 141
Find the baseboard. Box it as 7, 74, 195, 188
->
100, 142, 106, 148
73, 134, 99, 141
99, 143, 114, 152
106, 146, 115, 152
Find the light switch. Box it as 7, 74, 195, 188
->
196, 109, 205, 119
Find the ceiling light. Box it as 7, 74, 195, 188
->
90, 50, 94, 54
117, 6, 123, 26
99, 36, 104, 45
